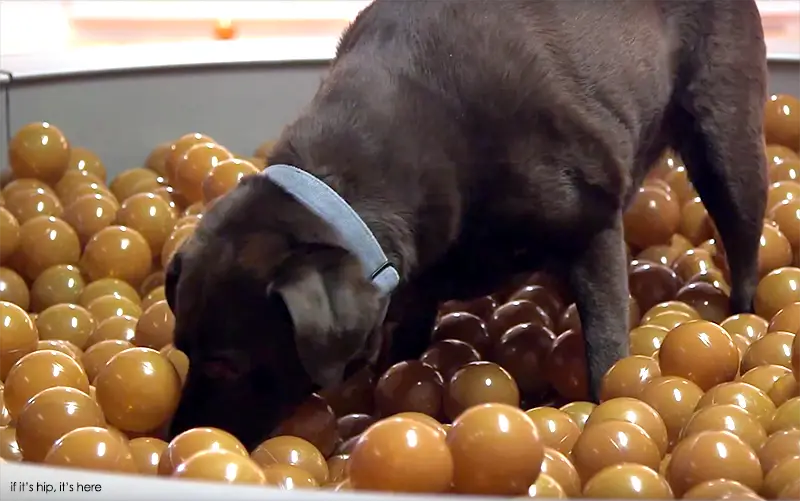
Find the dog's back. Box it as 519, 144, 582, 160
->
272, 0, 763, 274
332, 0, 761, 192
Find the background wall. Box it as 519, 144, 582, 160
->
768, 60, 800, 95
2, 63, 327, 171
1, 59, 798, 178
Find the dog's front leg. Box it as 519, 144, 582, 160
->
567, 215, 630, 402
384, 292, 440, 366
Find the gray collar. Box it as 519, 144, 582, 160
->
262, 164, 400, 295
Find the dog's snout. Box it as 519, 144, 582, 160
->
167, 372, 288, 451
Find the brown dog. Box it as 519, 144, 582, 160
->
166, 0, 768, 449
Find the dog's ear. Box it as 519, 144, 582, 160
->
165, 251, 183, 313
271, 251, 385, 388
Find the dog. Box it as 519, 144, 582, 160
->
166, 0, 768, 450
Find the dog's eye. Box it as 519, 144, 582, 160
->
201, 356, 244, 382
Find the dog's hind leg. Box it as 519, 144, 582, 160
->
671, 21, 768, 314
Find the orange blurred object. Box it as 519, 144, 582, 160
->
214, 19, 237, 40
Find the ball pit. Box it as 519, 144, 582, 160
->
0, 92, 799, 500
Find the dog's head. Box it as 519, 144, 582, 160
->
165, 177, 388, 450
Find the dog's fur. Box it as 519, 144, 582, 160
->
166, 0, 768, 449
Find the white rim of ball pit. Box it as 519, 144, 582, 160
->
1, 460, 514, 500
0, 0, 798, 81
0, 36, 341, 82
1, 32, 798, 83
